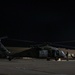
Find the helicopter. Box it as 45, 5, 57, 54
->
0, 37, 67, 61
10, 44, 66, 61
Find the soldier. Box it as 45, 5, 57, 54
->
66, 51, 69, 61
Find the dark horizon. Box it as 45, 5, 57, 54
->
1, 1, 75, 45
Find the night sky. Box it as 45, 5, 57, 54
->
0, 1, 75, 44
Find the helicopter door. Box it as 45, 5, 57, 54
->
39, 50, 48, 57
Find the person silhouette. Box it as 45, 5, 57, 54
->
66, 51, 69, 61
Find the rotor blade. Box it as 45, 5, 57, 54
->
53, 40, 75, 44
8, 39, 36, 43
0, 36, 8, 40
48, 43, 75, 49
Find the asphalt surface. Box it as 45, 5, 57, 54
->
0, 59, 75, 75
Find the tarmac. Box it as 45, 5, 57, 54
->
0, 59, 75, 75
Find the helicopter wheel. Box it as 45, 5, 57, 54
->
55, 57, 58, 61
47, 57, 50, 61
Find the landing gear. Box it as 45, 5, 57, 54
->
7, 56, 12, 61
55, 57, 58, 61
47, 57, 50, 61
8, 57, 12, 61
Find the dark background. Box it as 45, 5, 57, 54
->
0, 1, 75, 47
